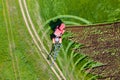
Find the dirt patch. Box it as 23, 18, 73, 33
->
66, 22, 120, 80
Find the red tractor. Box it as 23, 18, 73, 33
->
48, 22, 65, 61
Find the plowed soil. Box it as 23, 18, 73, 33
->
66, 22, 120, 80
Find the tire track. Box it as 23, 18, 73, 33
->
18, 0, 62, 80
2, 0, 20, 80
6, 1, 21, 80
22, 0, 66, 79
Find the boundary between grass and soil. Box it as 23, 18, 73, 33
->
66, 21, 120, 28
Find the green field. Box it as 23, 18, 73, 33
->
37, 0, 120, 24
0, 0, 57, 80
0, 0, 120, 80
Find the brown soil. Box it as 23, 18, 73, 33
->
66, 22, 120, 80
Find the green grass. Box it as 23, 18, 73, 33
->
26, 0, 120, 79
0, 0, 57, 80
1, 0, 120, 79
0, 0, 15, 79
38, 0, 120, 24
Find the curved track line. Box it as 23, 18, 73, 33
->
2, 0, 20, 80
6, 1, 21, 80
22, 0, 66, 80
2, 1, 17, 79
22, 0, 52, 52
38, 15, 90, 45
38, 15, 91, 34
18, 0, 62, 80
43, 15, 92, 28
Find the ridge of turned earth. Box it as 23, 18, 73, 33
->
66, 22, 120, 80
